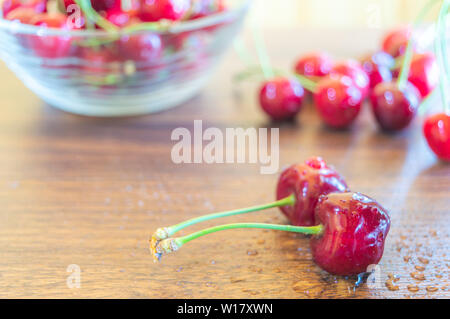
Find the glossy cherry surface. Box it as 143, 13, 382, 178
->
190, 0, 224, 19
276, 157, 349, 227
331, 60, 370, 98
361, 51, 395, 89
313, 75, 363, 129
408, 53, 439, 98
119, 30, 163, 62
30, 13, 73, 59
382, 27, 412, 57
294, 52, 333, 78
370, 81, 421, 131
423, 113, 450, 161
259, 77, 305, 121
310, 192, 391, 276
138, 0, 191, 21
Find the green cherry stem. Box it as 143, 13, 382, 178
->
436, 0, 450, 114
397, 0, 441, 89
74, 0, 119, 32
251, 18, 274, 80
155, 194, 296, 240
294, 74, 318, 93
154, 223, 323, 259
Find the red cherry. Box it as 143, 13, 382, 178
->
258, 77, 305, 121
106, 7, 133, 27
276, 157, 349, 226
294, 52, 333, 78
310, 192, 391, 276
63, 0, 119, 11
423, 113, 450, 161
408, 53, 439, 98
138, 0, 191, 22
361, 51, 395, 89
5, 7, 37, 24
2, 0, 46, 17
29, 13, 73, 58
81, 47, 121, 74
119, 30, 163, 62
313, 75, 363, 129
382, 27, 412, 58
331, 60, 370, 98
370, 81, 421, 131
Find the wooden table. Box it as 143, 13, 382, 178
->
0, 28, 448, 299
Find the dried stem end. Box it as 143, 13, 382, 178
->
152, 238, 181, 262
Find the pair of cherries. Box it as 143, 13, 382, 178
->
259, 56, 367, 129
152, 157, 391, 276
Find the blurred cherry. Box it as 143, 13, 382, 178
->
331, 60, 370, 98
2, 0, 46, 17
294, 52, 333, 78
138, 0, 191, 22
313, 75, 363, 129
259, 77, 305, 121
408, 52, 439, 98
370, 81, 421, 131
423, 113, 450, 161
382, 27, 412, 57
361, 51, 395, 89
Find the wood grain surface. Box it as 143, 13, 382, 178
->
0, 28, 448, 299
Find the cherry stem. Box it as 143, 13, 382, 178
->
294, 74, 318, 93
74, 0, 119, 32
251, 19, 274, 80
435, 0, 450, 114
397, 0, 441, 89
162, 194, 296, 239
177, 223, 324, 246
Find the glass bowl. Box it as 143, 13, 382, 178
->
0, 0, 251, 116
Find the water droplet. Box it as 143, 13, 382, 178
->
230, 277, 246, 283
426, 286, 438, 292
247, 249, 258, 256
411, 272, 426, 281
415, 265, 426, 272
407, 285, 419, 293
385, 280, 399, 291
418, 257, 429, 264
403, 256, 411, 262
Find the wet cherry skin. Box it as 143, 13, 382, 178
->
294, 52, 333, 78
259, 77, 305, 121
423, 113, 450, 161
310, 192, 391, 276
408, 53, 439, 98
382, 27, 412, 57
370, 81, 421, 131
138, 0, 191, 22
63, 0, 120, 11
330, 60, 370, 98
276, 157, 349, 227
313, 75, 363, 129
361, 51, 395, 89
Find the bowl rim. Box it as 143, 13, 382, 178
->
0, 0, 251, 36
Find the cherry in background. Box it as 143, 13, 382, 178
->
294, 52, 333, 78
2, 0, 46, 17
361, 51, 395, 89
423, 113, 450, 161
330, 60, 370, 98
313, 75, 363, 129
408, 52, 439, 98
310, 192, 391, 275
258, 77, 305, 121
382, 27, 412, 57
138, 0, 191, 22
370, 81, 421, 132
190, 0, 225, 19
5, 7, 38, 23
29, 13, 73, 59
276, 157, 349, 227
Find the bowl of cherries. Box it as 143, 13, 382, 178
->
0, 0, 250, 116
